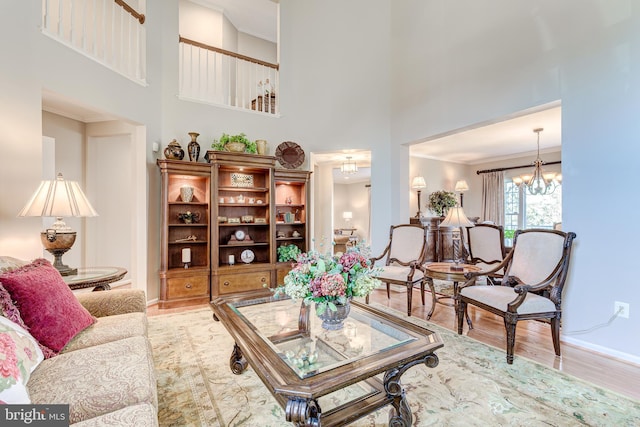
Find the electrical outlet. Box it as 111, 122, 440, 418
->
614, 301, 630, 319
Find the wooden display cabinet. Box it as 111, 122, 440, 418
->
274, 169, 311, 285
158, 160, 211, 308
207, 151, 276, 296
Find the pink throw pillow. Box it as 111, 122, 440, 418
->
0, 259, 96, 353
0, 283, 56, 358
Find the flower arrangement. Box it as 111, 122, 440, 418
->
427, 190, 458, 216
178, 211, 200, 223
278, 242, 382, 315
277, 244, 302, 263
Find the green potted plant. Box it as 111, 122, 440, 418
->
211, 133, 257, 153
427, 190, 458, 217
277, 244, 302, 263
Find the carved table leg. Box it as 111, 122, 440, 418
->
229, 343, 248, 375
285, 397, 321, 427
384, 353, 439, 426
426, 277, 437, 320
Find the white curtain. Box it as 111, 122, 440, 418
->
481, 171, 504, 225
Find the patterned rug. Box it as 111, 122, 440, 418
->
148, 305, 640, 427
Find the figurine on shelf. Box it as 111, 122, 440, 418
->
178, 211, 200, 224
285, 196, 293, 205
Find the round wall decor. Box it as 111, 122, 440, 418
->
275, 141, 305, 169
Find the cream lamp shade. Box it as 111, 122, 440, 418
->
19, 173, 98, 275
342, 211, 353, 220
439, 206, 475, 228
454, 180, 469, 192
411, 176, 427, 189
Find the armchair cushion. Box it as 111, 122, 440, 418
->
378, 265, 424, 283
461, 285, 556, 314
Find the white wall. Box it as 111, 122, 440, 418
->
410, 157, 470, 218
393, 0, 640, 361
238, 32, 277, 64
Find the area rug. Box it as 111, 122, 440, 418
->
148, 305, 640, 427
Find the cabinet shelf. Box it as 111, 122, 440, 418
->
219, 242, 269, 248
276, 237, 304, 241
219, 186, 269, 193
219, 203, 269, 207
169, 201, 208, 206
219, 223, 269, 227
276, 204, 305, 208
169, 240, 207, 245
169, 223, 208, 227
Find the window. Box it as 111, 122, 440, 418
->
504, 180, 562, 244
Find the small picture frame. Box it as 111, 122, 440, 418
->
241, 215, 254, 223
231, 173, 254, 188
255, 218, 267, 224
228, 217, 241, 224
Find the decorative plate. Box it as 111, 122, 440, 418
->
275, 141, 305, 169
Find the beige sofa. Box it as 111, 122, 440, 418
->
0, 255, 157, 425
26, 289, 158, 425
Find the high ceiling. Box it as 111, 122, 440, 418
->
42, 1, 562, 174
195, 0, 278, 43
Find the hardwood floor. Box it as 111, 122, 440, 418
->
148, 287, 640, 401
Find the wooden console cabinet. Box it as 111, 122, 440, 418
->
158, 153, 311, 307
157, 160, 211, 308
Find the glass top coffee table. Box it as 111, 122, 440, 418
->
210, 290, 443, 426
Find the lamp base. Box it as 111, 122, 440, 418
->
47, 248, 78, 276
40, 231, 78, 276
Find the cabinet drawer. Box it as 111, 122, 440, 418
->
167, 275, 209, 299
219, 271, 271, 294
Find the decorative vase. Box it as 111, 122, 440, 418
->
316, 299, 351, 330
225, 142, 246, 152
180, 185, 194, 203
164, 139, 184, 160
187, 132, 200, 162
256, 139, 267, 155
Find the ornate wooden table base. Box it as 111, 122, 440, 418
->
229, 346, 439, 427
424, 262, 481, 328
212, 291, 443, 427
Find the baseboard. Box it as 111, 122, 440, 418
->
562, 336, 640, 366
146, 297, 158, 307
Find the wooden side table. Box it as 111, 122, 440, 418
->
63, 267, 127, 291
424, 262, 481, 326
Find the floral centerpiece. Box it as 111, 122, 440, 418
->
277, 242, 382, 325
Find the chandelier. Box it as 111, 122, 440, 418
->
512, 128, 561, 195
341, 156, 358, 174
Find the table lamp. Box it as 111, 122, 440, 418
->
455, 180, 469, 207
411, 176, 427, 218
18, 173, 98, 276
342, 211, 352, 227
439, 206, 474, 271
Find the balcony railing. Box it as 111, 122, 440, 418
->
179, 36, 279, 115
42, 0, 146, 85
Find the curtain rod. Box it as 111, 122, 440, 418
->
476, 160, 561, 175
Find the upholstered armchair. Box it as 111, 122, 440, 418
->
367, 224, 428, 316
456, 229, 577, 364
465, 223, 506, 285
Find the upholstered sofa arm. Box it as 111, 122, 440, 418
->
76, 289, 147, 317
